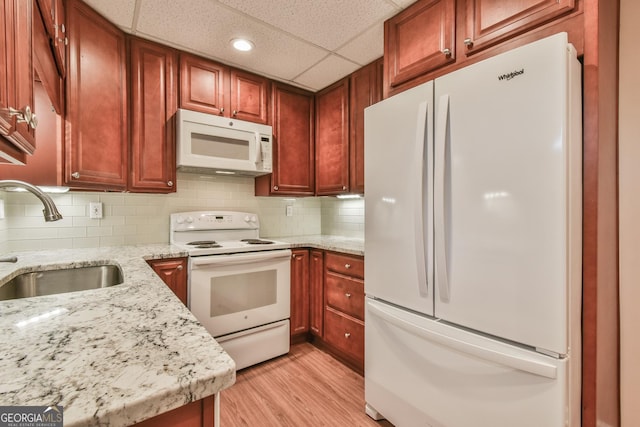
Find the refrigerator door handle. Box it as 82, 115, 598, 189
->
368, 301, 558, 379
435, 94, 450, 302
414, 101, 429, 297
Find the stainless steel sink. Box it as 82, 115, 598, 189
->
0, 265, 124, 301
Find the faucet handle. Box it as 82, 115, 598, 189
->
0, 256, 18, 263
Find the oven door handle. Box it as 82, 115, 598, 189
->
190, 249, 292, 268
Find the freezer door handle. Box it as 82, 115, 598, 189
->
367, 300, 558, 379
434, 94, 450, 302
414, 101, 430, 297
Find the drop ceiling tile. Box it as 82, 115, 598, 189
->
294, 55, 361, 91
82, 0, 137, 30
135, 0, 327, 81
336, 23, 384, 66
218, 0, 398, 50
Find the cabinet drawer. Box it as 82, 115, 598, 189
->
325, 252, 364, 279
325, 273, 364, 320
324, 308, 364, 364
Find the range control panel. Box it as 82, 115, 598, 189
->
171, 211, 259, 232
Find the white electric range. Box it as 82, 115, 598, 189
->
170, 211, 292, 370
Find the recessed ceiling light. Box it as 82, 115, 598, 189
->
231, 38, 254, 52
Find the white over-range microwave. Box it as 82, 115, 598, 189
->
176, 108, 273, 176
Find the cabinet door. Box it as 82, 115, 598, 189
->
255, 82, 314, 196
0, 0, 35, 163
290, 249, 310, 337
349, 58, 382, 194
65, 0, 128, 189
230, 69, 268, 124
147, 258, 188, 306
133, 394, 215, 427
385, 0, 455, 89
464, 0, 576, 55
315, 77, 349, 195
35, 0, 65, 77
130, 37, 177, 193
310, 250, 324, 337
180, 53, 227, 116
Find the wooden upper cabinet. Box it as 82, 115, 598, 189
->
464, 0, 576, 55
315, 77, 349, 195
230, 69, 269, 124
130, 37, 177, 193
385, 0, 455, 89
290, 249, 310, 337
65, 0, 128, 190
180, 53, 268, 124
349, 58, 382, 194
0, 0, 35, 164
35, 0, 66, 77
180, 53, 227, 116
255, 82, 314, 196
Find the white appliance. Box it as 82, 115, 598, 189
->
177, 108, 273, 176
170, 211, 291, 370
364, 33, 582, 427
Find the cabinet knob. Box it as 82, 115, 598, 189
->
219, 107, 225, 114
345, 292, 351, 298
177, 265, 183, 271
292, 254, 297, 259
167, 181, 174, 187
442, 48, 452, 57
233, 110, 238, 116
342, 185, 347, 190
345, 263, 351, 269
273, 185, 279, 191
71, 172, 80, 179
344, 332, 351, 338
464, 38, 473, 47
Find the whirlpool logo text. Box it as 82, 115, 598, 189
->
497, 69, 525, 81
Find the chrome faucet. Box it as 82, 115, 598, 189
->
0, 180, 63, 222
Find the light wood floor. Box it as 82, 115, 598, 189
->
220, 342, 394, 427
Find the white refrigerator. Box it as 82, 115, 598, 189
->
364, 33, 582, 427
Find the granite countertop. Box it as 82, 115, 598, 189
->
274, 235, 364, 256
0, 244, 236, 427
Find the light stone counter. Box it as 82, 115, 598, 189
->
0, 244, 236, 427
274, 235, 365, 256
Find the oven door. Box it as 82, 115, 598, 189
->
189, 249, 291, 337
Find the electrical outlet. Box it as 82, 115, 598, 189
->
89, 202, 103, 219
286, 205, 293, 217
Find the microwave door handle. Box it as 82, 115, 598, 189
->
253, 132, 262, 164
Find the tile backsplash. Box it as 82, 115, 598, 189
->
0, 173, 364, 252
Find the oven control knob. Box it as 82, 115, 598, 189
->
176, 216, 185, 224
186, 216, 194, 224
250, 215, 257, 223
244, 215, 250, 222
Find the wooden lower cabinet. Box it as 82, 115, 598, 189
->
290, 249, 310, 339
147, 257, 188, 305
309, 250, 324, 337
322, 252, 365, 372
323, 307, 365, 369
133, 394, 215, 427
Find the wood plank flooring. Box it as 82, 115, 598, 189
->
220, 342, 394, 427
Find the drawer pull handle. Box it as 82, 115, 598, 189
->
344, 332, 351, 338
176, 265, 183, 271
345, 263, 351, 269
345, 293, 351, 298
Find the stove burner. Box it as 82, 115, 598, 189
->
194, 243, 223, 249
186, 240, 218, 245
241, 238, 274, 245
